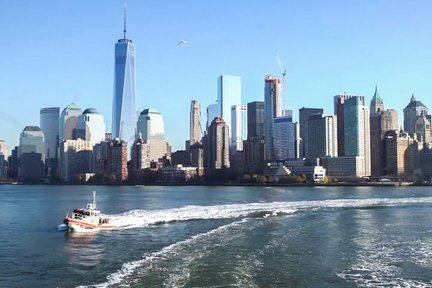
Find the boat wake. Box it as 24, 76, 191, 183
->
79, 196, 432, 288
108, 196, 432, 230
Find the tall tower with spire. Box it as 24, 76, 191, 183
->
112, 3, 136, 157
370, 86, 384, 114
403, 94, 429, 136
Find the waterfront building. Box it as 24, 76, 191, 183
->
0, 140, 9, 159
344, 96, 371, 176
321, 156, 368, 177
231, 104, 247, 151
334, 94, 364, 156
419, 146, 432, 182
59, 103, 82, 142
130, 137, 151, 179
75, 108, 106, 145
369, 87, 399, 177
160, 165, 198, 183
108, 139, 128, 181
40, 107, 60, 176
136, 108, 168, 162
385, 130, 419, 180
299, 107, 323, 157
218, 75, 241, 132
205, 117, 230, 170
273, 116, 295, 160
190, 142, 204, 169
190, 100, 202, 146
264, 75, 282, 160
19, 126, 45, 181
403, 95, 429, 136
112, 5, 136, 152
306, 114, 337, 158
59, 139, 93, 182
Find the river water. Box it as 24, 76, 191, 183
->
1, 185, 432, 287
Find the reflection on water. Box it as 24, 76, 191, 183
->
65, 232, 104, 268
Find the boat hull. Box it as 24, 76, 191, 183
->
65, 218, 114, 232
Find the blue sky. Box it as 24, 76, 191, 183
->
1, 0, 431, 151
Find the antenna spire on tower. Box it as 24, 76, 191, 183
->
123, 2, 127, 39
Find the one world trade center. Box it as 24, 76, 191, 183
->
112, 4, 136, 152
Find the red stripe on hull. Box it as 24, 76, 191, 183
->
66, 218, 114, 229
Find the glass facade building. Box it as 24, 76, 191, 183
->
40, 107, 60, 159
76, 108, 106, 145
264, 75, 282, 160
112, 36, 136, 151
231, 104, 247, 151
218, 75, 241, 132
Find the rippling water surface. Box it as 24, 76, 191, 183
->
1, 185, 432, 287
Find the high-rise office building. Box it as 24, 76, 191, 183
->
76, 108, 106, 145
40, 107, 60, 177
204, 117, 230, 170
40, 107, 60, 159
334, 94, 364, 156
344, 96, 371, 176
19, 126, 45, 180
264, 75, 282, 160
415, 114, 431, 143
247, 101, 264, 139
108, 139, 128, 181
385, 130, 419, 179
112, 5, 136, 151
190, 100, 201, 145
59, 103, 82, 142
231, 104, 247, 151
273, 116, 295, 160
299, 107, 324, 157
0, 140, 9, 159
218, 75, 241, 132
403, 95, 428, 136
130, 136, 151, 178
369, 87, 399, 177
59, 139, 93, 182
206, 102, 220, 129
136, 108, 168, 162
306, 114, 338, 158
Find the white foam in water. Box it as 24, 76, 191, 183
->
108, 196, 432, 230
80, 196, 432, 288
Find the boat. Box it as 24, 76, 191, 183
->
63, 191, 114, 232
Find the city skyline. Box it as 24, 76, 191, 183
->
1, 1, 432, 151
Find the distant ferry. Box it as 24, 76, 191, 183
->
63, 191, 114, 232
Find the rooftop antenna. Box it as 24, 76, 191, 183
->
123, 2, 127, 39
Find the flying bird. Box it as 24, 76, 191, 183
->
177, 39, 188, 45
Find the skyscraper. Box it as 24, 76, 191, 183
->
112, 5, 136, 150
136, 108, 168, 162
264, 75, 282, 160
247, 101, 264, 139
19, 126, 45, 180
218, 75, 241, 131
0, 140, 9, 159
273, 116, 295, 160
299, 107, 323, 157
190, 100, 201, 145
205, 117, 230, 170
76, 108, 106, 145
334, 94, 364, 156
403, 95, 429, 136
306, 114, 338, 158
59, 103, 82, 142
369, 87, 398, 177
40, 107, 60, 159
231, 104, 247, 151
344, 96, 371, 176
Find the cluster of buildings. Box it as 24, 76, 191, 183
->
1, 10, 432, 184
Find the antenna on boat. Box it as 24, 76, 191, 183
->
92, 191, 96, 209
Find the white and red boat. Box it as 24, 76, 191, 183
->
63, 191, 114, 232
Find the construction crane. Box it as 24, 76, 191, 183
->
275, 55, 287, 114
